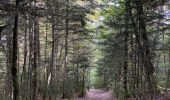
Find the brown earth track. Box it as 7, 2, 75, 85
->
77, 89, 115, 100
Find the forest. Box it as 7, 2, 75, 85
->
0, 0, 170, 100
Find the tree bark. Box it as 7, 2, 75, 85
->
11, 0, 20, 99
123, 0, 130, 94
63, 0, 69, 98
135, 0, 156, 94
33, 16, 39, 100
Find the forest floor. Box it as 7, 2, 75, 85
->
77, 89, 115, 100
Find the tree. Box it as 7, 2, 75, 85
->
11, 0, 20, 99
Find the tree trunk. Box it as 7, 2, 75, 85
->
135, 0, 155, 94
81, 67, 85, 96
21, 18, 28, 100
33, 16, 39, 100
6, 32, 12, 99
76, 62, 79, 93
49, 17, 55, 100
43, 23, 48, 100
123, 0, 129, 94
11, 0, 20, 99
166, 50, 170, 90
63, 0, 69, 98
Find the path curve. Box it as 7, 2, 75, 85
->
78, 89, 114, 100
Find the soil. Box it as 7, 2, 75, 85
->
78, 89, 115, 100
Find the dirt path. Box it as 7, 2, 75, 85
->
78, 89, 115, 100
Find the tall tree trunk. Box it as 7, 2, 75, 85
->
135, 0, 155, 94
123, 0, 130, 94
54, 1, 59, 97
6, 33, 12, 99
81, 67, 85, 96
33, 16, 39, 100
49, 17, 55, 100
129, 2, 144, 94
11, 0, 20, 99
43, 23, 48, 100
166, 50, 170, 90
21, 18, 28, 100
63, 0, 69, 98
76, 62, 79, 93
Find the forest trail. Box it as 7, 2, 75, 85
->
78, 89, 115, 100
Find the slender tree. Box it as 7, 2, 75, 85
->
11, 0, 20, 99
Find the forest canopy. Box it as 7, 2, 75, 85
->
0, 0, 170, 100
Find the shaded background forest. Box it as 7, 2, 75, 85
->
0, 0, 170, 100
